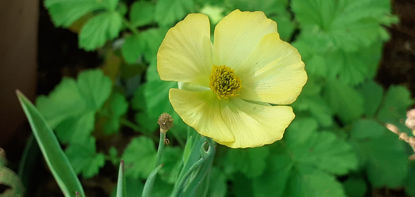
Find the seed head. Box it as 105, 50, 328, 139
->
158, 113, 173, 133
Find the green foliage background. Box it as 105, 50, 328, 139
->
35, 0, 415, 196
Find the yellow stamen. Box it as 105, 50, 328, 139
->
209, 65, 241, 99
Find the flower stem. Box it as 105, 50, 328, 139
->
155, 131, 166, 166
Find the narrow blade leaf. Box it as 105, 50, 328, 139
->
17, 91, 85, 197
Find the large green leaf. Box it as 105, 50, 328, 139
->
350, 119, 409, 188
65, 137, 106, 178
37, 69, 112, 144
103, 92, 129, 134
45, 0, 104, 27
36, 78, 86, 128
122, 137, 157, 179
377, 85, 413, 123
292, 0, 395, 52
358, 81, 384, 117
17, 92, 85, 197
79, 11, 123, 50
325, 80, 364, 123
155, 0, 194, 26
121, 34, 146, 64
253, 118, 357, 197
130, 1, 155, 27
223, 147, 270, 178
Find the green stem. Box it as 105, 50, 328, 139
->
120, 118, 140, 131
122, 18, 139, 34
142, 164, 163, 197
156, 131, 166, 166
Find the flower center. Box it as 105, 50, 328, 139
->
209, 65, 241, 99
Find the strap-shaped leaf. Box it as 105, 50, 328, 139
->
17, 91, 85, 197
116, 161, 125, 197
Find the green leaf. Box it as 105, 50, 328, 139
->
122, 137, 156, 179
65, 137, 105, 178
253, 151, 293, 197
294, 91, 334, 127
224, 147, 269, 178
132, 79, 186, 141
351, 132, 409, 187
377, 85, 413, 123
231, 173, 254, 197
116, 161, 125, 197
200, 5, 224, 25
140, 28, 168, 62
17, 92, 85, 197
207, 168, 227, 197
37, 69, 112, 131
44, 0, 104, 27
405, 162, 415, 196
253, 118, 356, 197
325, 80, 364, 123
121, 34, 146, 64
37, 69, 112, 145
0, 167, 24, 197
343, 177, 367, 197
77, 70, 113, 110
285, 166, 346, 197
292, 0, 394, 52
55, 112, 95, 144
79, 11, 123, 50
286, 119, 358, 175
151, 178, 174, 197
358, 81, 384, 117
326, 43, 382, 85
125, 177, 144, 197
142, 165, 163, 197
108, 146, 120, 166
350, 119, 387, 140
103, 92, 129, 134
130, 1, 155, 27
36, 78, 86, 128
155, 0, 194, 26
104, 0, 119, 11
159, 147, 182, 184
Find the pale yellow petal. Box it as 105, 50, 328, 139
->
220, 99, 295, 148
239, 33, 307, 105
213, 9, 278, 69
170, 88, 294, 148
157, 14, 212, 85
169, 88, 235, 143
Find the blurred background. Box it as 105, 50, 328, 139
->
1, 0, 415, 196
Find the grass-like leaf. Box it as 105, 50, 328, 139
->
116, 160, 125, 197
17, 91, 85, 197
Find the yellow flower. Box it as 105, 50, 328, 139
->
157, 10, 307, 148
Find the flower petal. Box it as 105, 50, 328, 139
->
157, 14, 212, 85
239, 33, 307, 105
213, 9, 278, 69
169, 88, 294, 148
169, 88, 235, 143
220, 99, 295, 148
